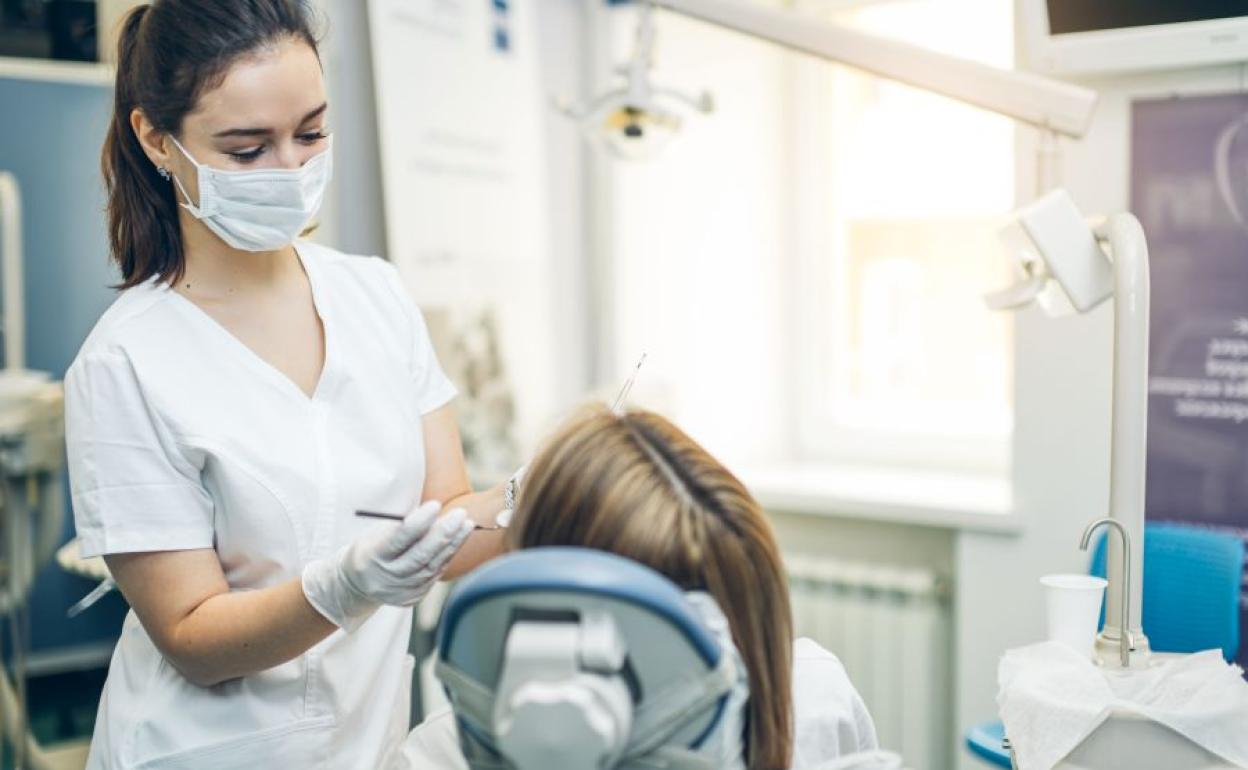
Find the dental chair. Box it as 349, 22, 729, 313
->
434, 546, 910, 770
434, 547, 739, 770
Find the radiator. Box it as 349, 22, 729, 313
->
786, 554, 952, 770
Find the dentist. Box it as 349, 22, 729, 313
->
64, 2, 504, 768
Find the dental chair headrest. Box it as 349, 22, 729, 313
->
436, 547, 741, 770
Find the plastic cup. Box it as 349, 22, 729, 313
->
1040, 574, 1107, 660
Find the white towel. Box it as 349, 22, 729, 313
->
997, 642, 1248, 770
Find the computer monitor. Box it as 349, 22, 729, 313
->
1022, 1, 1248, 75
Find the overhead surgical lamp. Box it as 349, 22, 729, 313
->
986, 189, 1153, 669
557, 1, 713, 159
563, 0, 1099, 157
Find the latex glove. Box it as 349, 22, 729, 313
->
303, 501, 474, 631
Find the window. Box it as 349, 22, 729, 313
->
792, 0, 1016, 473
604, 0, 1015, 475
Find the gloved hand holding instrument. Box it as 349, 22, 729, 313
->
303, 500, 475, 631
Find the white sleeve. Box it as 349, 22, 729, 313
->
65, 349, 215, 558
375, 260, 458, 415
790, 638, 880, 769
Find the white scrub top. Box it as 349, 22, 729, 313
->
65, 241, 457, 770
398, 637, 879, 769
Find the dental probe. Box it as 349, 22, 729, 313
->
611, 353, 648, 414
355, 510, 502, 531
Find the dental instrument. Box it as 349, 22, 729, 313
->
355, 510, 502, 531
66, 577, 116, 619
610, 353, 647, 414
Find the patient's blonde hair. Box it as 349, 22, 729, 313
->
507, 404, 794, 770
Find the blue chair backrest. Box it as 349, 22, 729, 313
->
1089, 523, 1244, 661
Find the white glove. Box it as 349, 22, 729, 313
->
303, 501, 474, 631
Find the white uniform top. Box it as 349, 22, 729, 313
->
65, 242, 457, 770
398, 637, 879, 769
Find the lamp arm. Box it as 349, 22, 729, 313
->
652, 0, 1097, 139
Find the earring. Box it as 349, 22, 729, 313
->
157, 166, 171, 181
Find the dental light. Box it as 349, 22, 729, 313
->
986, 189, 1153, 668
564, 0, 1099, 157
986, 189, 1115, 316
557, 1, 713, 159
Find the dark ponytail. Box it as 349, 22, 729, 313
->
101, 1, 320, 289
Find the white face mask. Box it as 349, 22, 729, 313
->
168, 134, 333, 252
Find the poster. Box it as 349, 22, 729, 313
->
367, 0, 548, 295
1132, 93, 1248, 668
366, 0, 558, 454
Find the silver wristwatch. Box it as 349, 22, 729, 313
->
503, 473, 519, 512
501, 465, 525, 524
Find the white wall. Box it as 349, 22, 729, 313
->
541, 2, 596, 404
316, 0, 387, 257
952, 23, 1248, 767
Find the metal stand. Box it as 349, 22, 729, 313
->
1094, 214, 1152, 669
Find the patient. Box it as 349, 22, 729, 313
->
400, 404, 878, 769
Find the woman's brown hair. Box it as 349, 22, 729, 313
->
507, 404, 794, 770
102, 0, 319, 289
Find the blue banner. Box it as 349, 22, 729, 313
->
1132, 92, 1248, 668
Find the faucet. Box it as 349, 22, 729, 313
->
1079, 518, 1136, 668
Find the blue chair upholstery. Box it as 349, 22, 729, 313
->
965, 523, 1246, 767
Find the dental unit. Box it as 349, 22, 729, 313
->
0, 171, 70, 770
